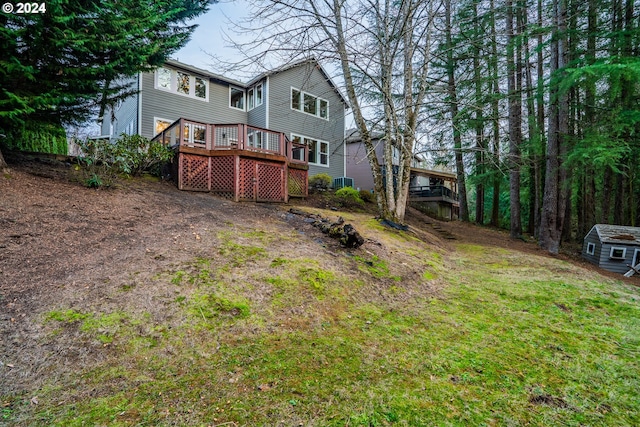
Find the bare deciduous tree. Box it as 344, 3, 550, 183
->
231, 0, 439, 223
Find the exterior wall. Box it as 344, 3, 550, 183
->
101, 76, 138, 139
247, 77, 267, 129
581, 227, 602, 265
267, 62, 346, 179
598, 243, 639, 274
411, 201, 454, 221
140, 69, 247, 139
346, 140, 375, 191
583, 226, 640, 274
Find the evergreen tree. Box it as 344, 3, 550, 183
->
0, 0, 210, 158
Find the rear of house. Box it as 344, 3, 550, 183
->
99, 58, 348, 182
582, 224, 640, 274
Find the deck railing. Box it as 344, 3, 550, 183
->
152, 118, 307, 164
409, 185, 458, 202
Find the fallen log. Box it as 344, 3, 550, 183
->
289, 209, 364, 248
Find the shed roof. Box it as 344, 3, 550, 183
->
592, 224, 640, 246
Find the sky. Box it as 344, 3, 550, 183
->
174, 1, 250, 80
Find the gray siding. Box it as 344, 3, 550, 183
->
582, 227, 601, 265
247, 78, 267, 129
101, 76, 138, 139
267, 63, 346, 179
598, 243, 638, 274
582, 225, 640, 274
346, 141, 375, 191
140, 69, 247, 139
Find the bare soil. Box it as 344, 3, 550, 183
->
1, 154, 637, 399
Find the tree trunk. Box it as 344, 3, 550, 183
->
489, 0, 501, 227
523, 0, 537, 236
539, 0, 569, 254
506, 0, 522, 238
533, 0, 545, 238
473, 0, 485, 225
445, 0, 469, 221
0, 147, 8, 173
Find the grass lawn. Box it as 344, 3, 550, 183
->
4, 211, 639, 426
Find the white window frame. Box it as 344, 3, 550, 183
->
247, 83, 263, 111
154, 67, 208, 101
609, 246, 627, 260
183, 122, 207, 146
154, 117, 173, 136
291, 133, 329, 167
586, 242, 596, 255
633, 248, 640, 267
290, 87, 329, 120
229, 86, 245, 111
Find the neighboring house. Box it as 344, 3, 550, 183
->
100, 58, 348, 180
345, 131, 459, 220
582, 224, 640, 275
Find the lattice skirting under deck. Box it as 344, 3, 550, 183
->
177, 153, 304, 202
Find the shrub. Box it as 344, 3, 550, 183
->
309, 173, 332, 192
110, 134, 174, 176
77, 134, 173, 187
359, 189, 375, 203
335, 186, 364, 208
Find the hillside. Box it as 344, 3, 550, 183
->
1, 158, 639, 426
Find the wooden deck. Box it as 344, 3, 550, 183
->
153, 118, 308, 202
409, 185, 459, 206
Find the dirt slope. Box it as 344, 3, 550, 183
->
1, 156, 637, 398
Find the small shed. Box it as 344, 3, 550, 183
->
582, 224, 640, 274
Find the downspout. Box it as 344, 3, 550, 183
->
343, 107, 347, 178
265, 76, 270, 129
137, 72, 143, 135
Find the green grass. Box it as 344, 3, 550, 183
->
5, 221, 640, 426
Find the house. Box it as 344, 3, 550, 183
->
582, 224, 640, 275
345, 131, 459, 220
99, 58, 348, 201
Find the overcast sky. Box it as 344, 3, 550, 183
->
174, 1, 249, 80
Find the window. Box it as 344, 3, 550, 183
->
609, 246, 627, 260
230, 87, 245, 110
154, 67, 208, 100
247, 129, 264, 149
291, 88, 301, 110
586, 242, 595, 255
157, 67, 171, 90
634, 249, 640, 267
319, 141, 328, 165
182, 123, 206, 145
291, 87, 329, 119
177, 72, 190, 95
303, 93, 317, 114
195, 77, 206, 98
319, 99, 328, 119
256, 84, 263, 106
154, 118, 173, 136
291, 133, 329, 166
247, 83, 263, 111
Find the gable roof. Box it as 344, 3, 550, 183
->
165, 58, 348, 106
164, 58, 248, 88
592, 224, 640, 246
247, 58, 349, 106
